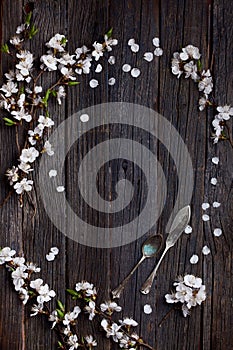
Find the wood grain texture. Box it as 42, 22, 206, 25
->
0, 0, 232, 349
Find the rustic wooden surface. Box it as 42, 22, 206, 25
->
0, 0, 233, 349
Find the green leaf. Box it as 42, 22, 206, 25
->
67, 81, 80, 86
197, 59, 202, 71
56, 308, 64, 319
51, 90, 57, 97
3, 117, 16, 126
1, 43, 9, 53
56, 299, 65, 312
61, 37, 67, 45
28, 24, 38, 39
106, 27, 113, 39
25, 12, 32, 25
58, 341, 63, 348
66, 289, 79, 297
42, 89, 51, 107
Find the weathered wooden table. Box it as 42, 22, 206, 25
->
0, 1, 232, 349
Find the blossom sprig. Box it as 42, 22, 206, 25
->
165, 274, 206, 318
0, 246, 155, 350
171, 44, 233, 146
0, 14, 118, 201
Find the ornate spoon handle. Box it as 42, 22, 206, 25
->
140, 246, 169, 294
112, 256, 146, 298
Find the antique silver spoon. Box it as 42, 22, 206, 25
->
140, 205, 191, 295
112, 234, 163, 299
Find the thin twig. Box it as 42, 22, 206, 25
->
0, 189, 13, 208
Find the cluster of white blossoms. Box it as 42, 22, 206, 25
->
165, 274, 206, 317
1, 16, 118, 197
171, 44, 233, 144
0, 245, 153, 350
0, 246, 57, 307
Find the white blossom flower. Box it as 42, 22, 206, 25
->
95, 64, 102, 73
30, 278, 44, 291
11, 108, 32, 122
10, 36, 22, 46
40, 55, 57, 71
210, 177, 217, 185
104, 35, 118, 51
13, 257, 25, 266
212, 157, 219, 164
43, 140, 54, 156
122, 64, 131, 72
5, 70, 15, 81
0, 81, 18, 97
5, 166, 19, 185
120, 318, 138, 327
57, 53, 76, 66
199, 94, 209, 111
131, 68, 140, 78
202, 202, 210, 210
143, 304, 152, 314
180, 45, 201, 60
184, 275, 202, 288
57, 86, 66, 105
48, 310, 59, 329
18, 162, 33, 174
85, 300, 96, 320
202, 245, 210, 255
202, 214, 210, 221
13, 178, 33, 194
175, 283, 193, 302
216, 105, 233, 120
171, 52, 183, 78
75, 57, 92, 75
19, 287, 29, 305
75, 45, 90, 59
190, 254, 199, 264
46, 33, 67, 52
182, 304, 190, 317
49, 169, 57, 177
183, 61, 198, 80
143, 52, 153, 62
165, 292, 180, 303
108, 77, 116, 86
36, 283, 56, 304
56, 186, 65, 192
101, 319, 123, 342
20, 147, 39, 163
186, 285, 206, 309
28, 129, 42, 146
213, 201, 221, 208
30, 303, 44, 316
68, 334, 79, 350
154, 47, 163, 56
60, 67, 76, 80
213, 228, 222, 237
0, 247, 16, 264
92, 42, 104, 61
12, 266, 28, 291
198, 75, 213, 95
26, 262, 41, 273
63, 306, 81, 325
89, 79, 99, 88
100, 301, 122, 314
16, 24, 26, 34
108, 56, 115, 65
38, 115, 54, 129
85, 335, 97, 347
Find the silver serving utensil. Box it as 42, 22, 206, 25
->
140, 205, 191, 295
112, 234, 163, 299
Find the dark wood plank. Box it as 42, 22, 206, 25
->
0, 1, 232, 349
